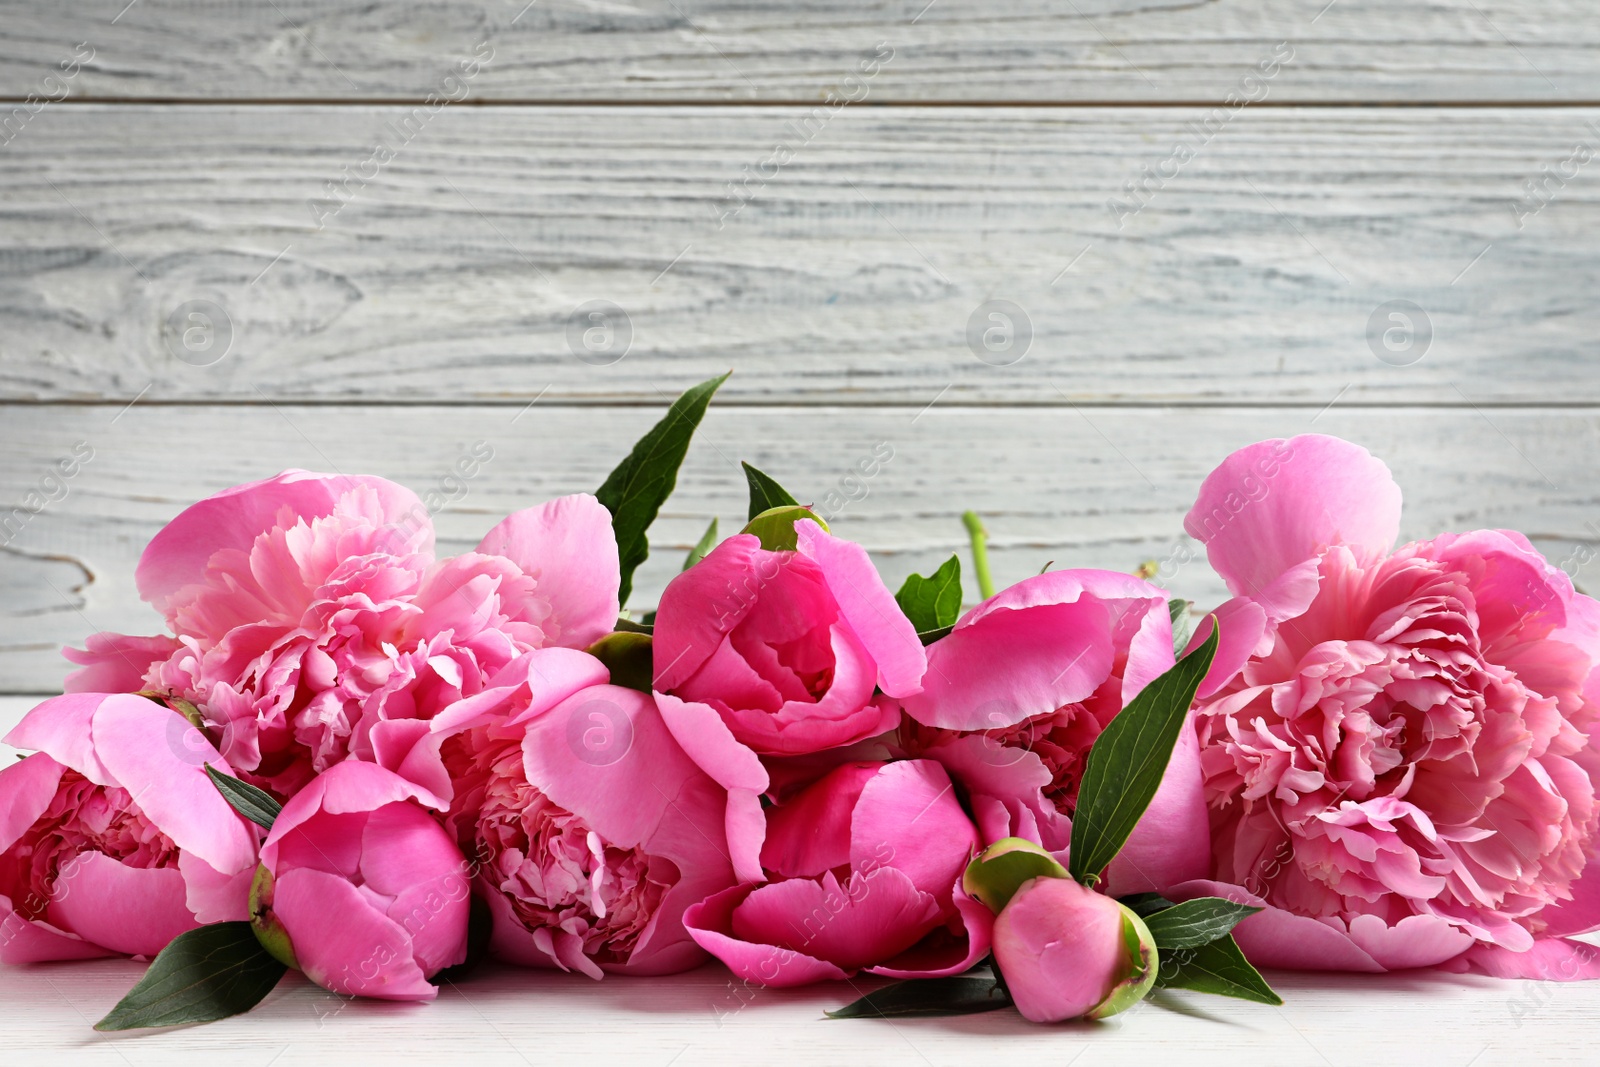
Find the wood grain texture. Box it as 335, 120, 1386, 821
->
3, 402, 1597, 692
3, 105, 1599, 406
3, 0, 1600, 102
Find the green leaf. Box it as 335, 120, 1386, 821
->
1169, 598, 1193, 657
894, 555, 964, 643
1068, 620, 1219, 885
1155, 933, 1282, 1006
596, 373, 730, 606
94, 922, 288, 1031
1118, 892, 1175, 918
1143, 897, 1263, 951
741, 505, 828, 552
741, 462, 799, 521
827, 975, 1011, 1019
683, 517, 719, 571
205, 764, 281, 831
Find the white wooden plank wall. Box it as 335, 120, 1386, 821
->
2, 1, 1597, 696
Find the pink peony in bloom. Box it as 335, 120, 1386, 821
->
1172, 434, 1600, 978
652, 519, 926, 757
253, 760, 470, 1001
0, 693, 258, 963
683, 759, 991, 986
64, 470, 620, 800
431, 648, 736, 977
898, 570, 1207, 895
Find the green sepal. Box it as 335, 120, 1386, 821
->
1087, 906, 1159, 1020
741, 505, 828, 552
247, 864, 298, 971
961, 837, 1070, 914
585, 631, 654, 694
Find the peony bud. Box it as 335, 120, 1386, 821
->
991, 875, 1157, 1023
253, 762, 470, 1001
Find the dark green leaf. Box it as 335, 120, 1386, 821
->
1119, 892, 1175, 918
205, 764, 281, 831
741, 462, 799, 521
1144, 897, 1263, 951
596, 373, 730, 606
1168, 598, 1192, 657
827, 975, 1011, 1019
683, 517, 719, 571
1069, 620, 1219, 884
1155, 933, 1282, 1005
894, 555, 964, 643
95, 922, 287, 1031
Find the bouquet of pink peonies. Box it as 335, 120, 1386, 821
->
2, 376, 1597, 1032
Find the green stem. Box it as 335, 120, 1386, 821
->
962, 510, 996, 600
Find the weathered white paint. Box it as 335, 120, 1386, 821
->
2, 106, 1598, 405
2, 0, 1598, 102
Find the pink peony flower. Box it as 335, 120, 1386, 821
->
253, 760, 470, 1001
652, 519, 926, 757
1173, 434, 1600, 978
0, 693, 258, 963
897, 570, 1207, 895
431, 648, 736, 977
64, 470, 620, 800
683, 759, 991, 986
991, 875, 1153, 1023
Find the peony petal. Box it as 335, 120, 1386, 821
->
1438, 937, 1600, 981
135, 470, 429, 619
654, 693, 769, 883
4, 692, 120, 786
652, 535, 763, 692
90, 695, 258, 877
1184, 435, 1402, 599
272, 867, 437, 1000
0, 905, 115, 965
62, 632, 181, 694
1345, 912, 1477, 971
0, 753, 66, 854
178, 853, 254, 925
476, 494, 621, 649
870, 882, 995, 980
849, 761, 976, 901
729, 868, 941, 974
683, 884, 850, 987
49, 851, 197, 959
901, 573, 1117, 730
368, 719, 452, 810
761, 763, 880, 879
795, 521, 926, 697
263, 762, 440, 871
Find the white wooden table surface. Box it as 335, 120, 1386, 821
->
4, 1, 1600, 1061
